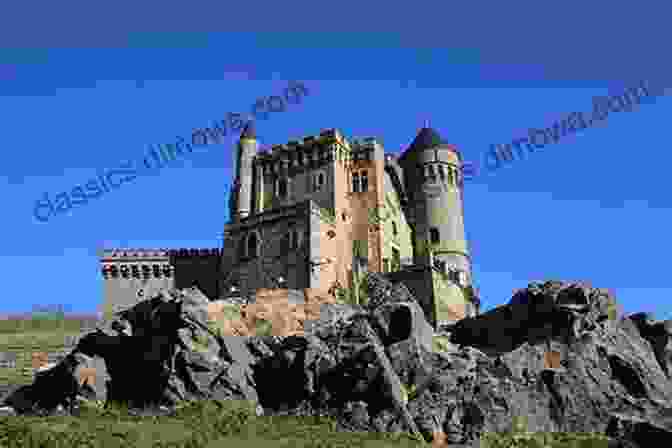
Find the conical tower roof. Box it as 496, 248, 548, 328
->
407, 127, 446, 153
240, 120, 256, 140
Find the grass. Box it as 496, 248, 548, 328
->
0, 317, 92, 387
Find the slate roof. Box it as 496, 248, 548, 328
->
240, 120, 256, 140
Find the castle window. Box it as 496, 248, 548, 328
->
428, 165, 436, 183
447, 167, 454, 186
454, 168, 461, 187
288, 229, 301, 249
313, 171, 326, 192
438, 165, 446, 182
276, 178, 289, 199
352, 172, 360, 192
247, 232, 259, 258
360, 171, 368, 192
430, 227, 440, 244
392, 221, 398, 236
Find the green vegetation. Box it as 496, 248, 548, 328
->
335, 270, 369, 307
254, 318, 274, 337
367, 205, 392, 226
605, 296, 618, 321
0, 399, 427, 448
262, 191, 274, 209
0, 316, 94, 335
479, 415, 611, 447
318, 206, 336, 225
432, 335, 452, 353
399, 383, 418, 404
0, 316, 91, 387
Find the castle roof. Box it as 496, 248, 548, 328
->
408, 127, 446, 153
240, 120, 256, 140
398, 127, 462, 165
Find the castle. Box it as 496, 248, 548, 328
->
99, 122, 480, 329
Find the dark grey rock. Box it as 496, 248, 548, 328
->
4, 280, 672, 447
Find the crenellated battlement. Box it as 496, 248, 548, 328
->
99, 248, 171, 261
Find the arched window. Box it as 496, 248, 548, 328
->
429, 227, 440, 244
352, 172, 360, 192
313, 171, 326, 192
360, 171, 369, 192
247, 232, 258, 258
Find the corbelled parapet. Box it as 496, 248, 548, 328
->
101, 264, 174, 280
99, 248, 173, 280
255, 128, 351, 175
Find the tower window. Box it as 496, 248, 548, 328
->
430, 227, 440, 244
438, 165, 446, 182
447, 167, 454, 186
247, 233, 258, 258
288, 229, 301, 249
428, 165, 436, 183
313, 171, 326, 192
392, 221, 398, 236
360, 171, 368, 192
276, 178, 289, 199
352, 172, 360, 192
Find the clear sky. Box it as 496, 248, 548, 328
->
2, 2, 671, 321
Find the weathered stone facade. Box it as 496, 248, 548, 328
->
98, 123, 480, 328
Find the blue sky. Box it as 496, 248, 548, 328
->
2, 2, 671, 321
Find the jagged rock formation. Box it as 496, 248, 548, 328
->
2, 275, 671, 448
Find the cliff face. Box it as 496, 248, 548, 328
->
2, 276, 671, 447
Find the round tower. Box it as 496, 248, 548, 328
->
232, 121, 258, 222
398, 127, 472, 285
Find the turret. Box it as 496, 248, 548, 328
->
398, 127, 472, 286
230, 121, 257, 222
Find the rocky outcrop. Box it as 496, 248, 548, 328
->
2, 276, 671, 448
